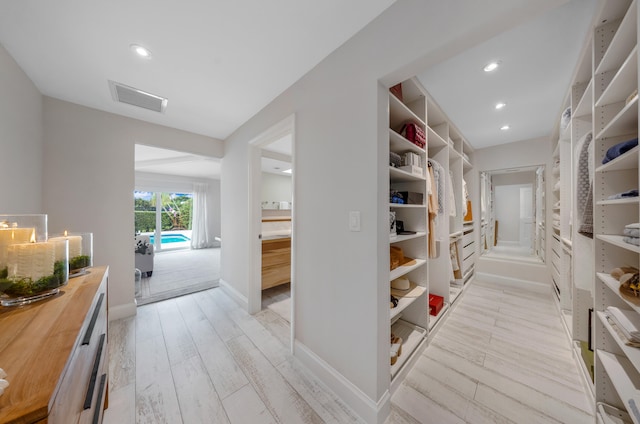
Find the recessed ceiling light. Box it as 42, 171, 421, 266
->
495, 102, 507, 110
283, 169, 292, 174
130, 44, 152, 58
500, 125, 510, 131
483, 61, 500, 72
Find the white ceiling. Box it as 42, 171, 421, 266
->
0, 0, 601, 178
0, 0, 395, 140
417, 0, 597, 149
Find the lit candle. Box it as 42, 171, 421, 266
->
49, 231, 82, 259
0, 227, 35, 268
7, 230, 55, 282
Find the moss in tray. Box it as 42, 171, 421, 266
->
70, 255, 90, 271
0, 261, 67, 298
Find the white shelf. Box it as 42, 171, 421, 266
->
427, 126, 447, 149
596, 46, 638, 108
595, 0, 638, 75
598, 272, 640, 315
598, 197, 640, 206
596, 145, 639, 173
597, 350, 640, 424
389, 203, 425, 209
574, 78, 593, 118
389, 93, 425, 129
450, 286, 462, 304
390, 286, 427, 322
389, 128, 425, 155
390, 232, 427, 243
428, 302, 450, 331
597, 234, 640, 254
462, 157, 472, 171
598, 311, 640, 375
390, 319, 427, 378
389, 166, 426, 182
390, 258, 427, 281
595, 96, 638, 140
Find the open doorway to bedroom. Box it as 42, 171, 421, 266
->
134, 144, 222, 305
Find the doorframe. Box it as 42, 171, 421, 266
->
247, 115, 295, 344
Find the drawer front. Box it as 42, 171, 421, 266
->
462, 231, 474, 247
462, 241, 475, 259
50, 278, 108, 424
79, 334, 108, 424
462, 252, 475, 273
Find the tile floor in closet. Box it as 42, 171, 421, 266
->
103, 277, 593, 424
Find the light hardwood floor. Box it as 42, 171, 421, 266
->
104, 278, 593, 423
136, 247, 220, 306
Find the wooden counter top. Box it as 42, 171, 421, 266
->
0, 266, 108, 424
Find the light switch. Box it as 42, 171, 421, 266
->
349, 211, 361, 232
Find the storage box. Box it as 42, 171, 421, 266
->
399, 165, 423, 177
429, 294, 444, 316
399, 191, 423, 205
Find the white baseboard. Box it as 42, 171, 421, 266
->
475, 272, 549, 294
219, 279, 248, 310
294, 340, 389, 424
108, 301, 137, 321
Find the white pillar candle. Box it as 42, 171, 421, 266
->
49, 232, 83, 259
7, 241, 55, 282
0, 228, 34, 268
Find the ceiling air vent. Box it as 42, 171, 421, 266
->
108, 80, 168, 113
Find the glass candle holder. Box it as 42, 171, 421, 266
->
49, 232, 93, 277
0, 238, 68, 306
0, 214, 48, 280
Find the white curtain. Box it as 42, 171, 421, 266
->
190, 182, 212, 249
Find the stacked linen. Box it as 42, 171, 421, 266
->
602, 137, 638, 164
605, 306, 640, 347
624, 223, 640, 247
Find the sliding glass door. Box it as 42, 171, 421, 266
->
134, 191, 193, 251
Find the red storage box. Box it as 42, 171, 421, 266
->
429, 294, 444, 316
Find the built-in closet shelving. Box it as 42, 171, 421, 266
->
575, 0, 640, 422
387, 77, 475, 391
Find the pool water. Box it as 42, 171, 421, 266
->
149, 234, 191, 244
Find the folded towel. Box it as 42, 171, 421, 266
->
608, 189, 639, 200
626, 223, 640, 229
623, 236, 640, 246
605, 313, 640, 347
606, 306, 640, 341
602, 138, 638, 164
625, 228, 640, 237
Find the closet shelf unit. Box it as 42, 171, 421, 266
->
386, 77, 475, 391
591, 0, 640, 421
388, 78, 429, 387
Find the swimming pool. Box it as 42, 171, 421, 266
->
149, 234, 191, 244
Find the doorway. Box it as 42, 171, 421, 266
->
134, 144, 222, 305
248, 115, 295, 333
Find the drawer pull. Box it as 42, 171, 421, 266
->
92, 373, 107, 424
84, 333, 106, 410
82, 293, 104, 345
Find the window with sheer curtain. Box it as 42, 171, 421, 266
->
190, 182, 213, 249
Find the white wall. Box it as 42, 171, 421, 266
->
0, 44, 43, 213
494, 184, 527, 242
220, 2, 566, 422
261, 172, 292, 205
42, 98, 223, 319
135, 171, 222, 245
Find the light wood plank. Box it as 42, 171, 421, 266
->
277, 357, 365, 424
226, 335, 324, 423
157, 299, 200, 364
107, 316, 135, 391
102, 383, 136, 424
195, 289, 245, 341
172, 355, 230, 424
222, 384, 277, 424
175, 294, 249, 400
390, 384, 466, 424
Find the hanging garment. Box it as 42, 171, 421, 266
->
576, 132, 593, 238
462, 178, 468, 217
427, 164, 438, 258
448, 170, 456, 217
